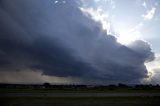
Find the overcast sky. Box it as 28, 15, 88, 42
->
0, 0, 159, 84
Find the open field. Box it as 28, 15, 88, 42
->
1, 96, 160, 106
1, 86, 160, 106
1, 92, 160, 97
1, 87, 160, 93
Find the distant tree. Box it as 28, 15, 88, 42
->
108, 84, 116, 90
43, 82, 51, 88
118, 83, 128, 88
155, 84, 160, 88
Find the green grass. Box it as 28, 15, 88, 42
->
1, 88, 160, 93
1, 96, 160, 106
1, 88, 160, 106
0, 88, 160, 93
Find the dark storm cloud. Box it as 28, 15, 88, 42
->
0, 0, 155, 84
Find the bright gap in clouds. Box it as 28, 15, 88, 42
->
115, 27, 142, 45
81, 9, 141, 45
80, 7, 142, 45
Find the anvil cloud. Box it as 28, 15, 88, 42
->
0, 0, 154, 84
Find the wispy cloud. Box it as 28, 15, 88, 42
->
142, 7, 156, 20
142, 1, 147, 8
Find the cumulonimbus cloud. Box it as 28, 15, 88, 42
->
0, 0, 154, 84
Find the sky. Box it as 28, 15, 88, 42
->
0, 0, 159, 84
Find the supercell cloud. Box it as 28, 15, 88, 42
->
0, 0, 155, 84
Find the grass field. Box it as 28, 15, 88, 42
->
1, 88, 160, 93
1, 96, 160, 106
1, 88, 160, 106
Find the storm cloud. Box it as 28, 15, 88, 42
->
0, 0, 154, 84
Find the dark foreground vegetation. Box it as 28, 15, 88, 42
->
1, 96, 160, 106
1, 83, 160, 106
0, 83, 160, 93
